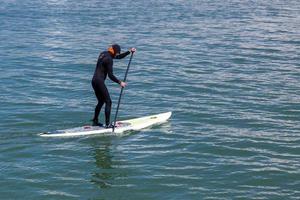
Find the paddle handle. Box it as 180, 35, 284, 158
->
113, 52, 134, 132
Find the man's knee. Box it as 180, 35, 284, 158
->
106, 99, 112, 106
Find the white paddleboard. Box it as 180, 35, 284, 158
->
39, 112, 172, 137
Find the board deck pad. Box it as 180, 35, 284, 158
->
39, 112, 172, 137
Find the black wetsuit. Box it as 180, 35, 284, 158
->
92, 50, 130, 126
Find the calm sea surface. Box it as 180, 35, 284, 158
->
0, 0, 300, 199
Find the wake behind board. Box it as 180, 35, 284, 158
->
39, 112, 172, 137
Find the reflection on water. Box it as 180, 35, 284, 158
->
89, 138, 126, 190
91, 143, 113, 189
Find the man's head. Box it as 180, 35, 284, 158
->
108, 44, 121, 58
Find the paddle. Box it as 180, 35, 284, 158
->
112, 51, 134, 132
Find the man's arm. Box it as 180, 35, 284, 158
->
115, 51, 130, 59
106, 58, 121, 84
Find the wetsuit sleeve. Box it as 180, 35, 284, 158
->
106, 58, 121, 84
115, 51, 130, 59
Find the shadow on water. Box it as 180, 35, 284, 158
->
85, 136, 128, 190
91, 142, 114, 189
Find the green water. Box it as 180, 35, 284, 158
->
0, 0, 299, 199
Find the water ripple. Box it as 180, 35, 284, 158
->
1, 0, 300, 199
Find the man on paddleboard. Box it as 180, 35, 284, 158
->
92, 44, 136, 128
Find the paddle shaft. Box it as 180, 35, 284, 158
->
113, 52, 134, 132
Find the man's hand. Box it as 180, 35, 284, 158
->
120, 81, 127, 88
130, 48, 136, 53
